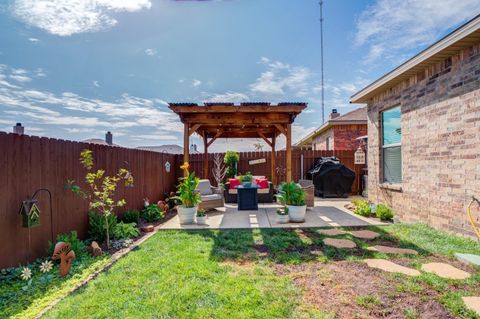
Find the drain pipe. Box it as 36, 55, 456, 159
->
300, 154, 304, 180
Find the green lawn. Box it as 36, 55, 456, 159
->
5, 224, 480, 319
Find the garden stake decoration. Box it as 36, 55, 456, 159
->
52, 242, 76, 277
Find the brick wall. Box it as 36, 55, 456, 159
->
367, 42, 480, 237
333, 124, 367, 150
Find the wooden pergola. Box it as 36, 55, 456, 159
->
168, 102, 306, 184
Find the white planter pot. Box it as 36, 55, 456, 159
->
276, 214, 289, 224
196, 216, 207, 225
177, 206, 197, 224
287, 205, 307, 222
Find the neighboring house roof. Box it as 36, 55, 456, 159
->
82, 139, 120, 147
136, 144, 200, 154
294, 107, 367, 146
351, 14, 480, 103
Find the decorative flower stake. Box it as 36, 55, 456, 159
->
39, 260, 53, 273
20, 267, 32, 281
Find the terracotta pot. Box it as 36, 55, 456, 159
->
196, 215, 207, 225
276, 214, 289, 224
287, 205, 306, 222
177, 206, 197, 224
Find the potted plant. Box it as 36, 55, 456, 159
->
196, 208, 207, 225
239, 172, 253, 187
176, 162, 201, 224
276, 181, 306, 222
276, 207, 289, 224
224, 150, 240, 178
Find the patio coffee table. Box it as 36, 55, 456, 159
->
236, 185, 259, 210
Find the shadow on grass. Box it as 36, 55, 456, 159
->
194, 225, 434, 265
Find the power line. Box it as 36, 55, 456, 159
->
319, 0, 325, 124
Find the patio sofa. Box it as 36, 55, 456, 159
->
196, 179, 224, 210
224, 177, 274, 203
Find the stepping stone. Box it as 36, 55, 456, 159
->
367, 245, 418, 255
364, 259, 420, 276
323, 238, 356, 249
421, 262, 471, 280
455, 253, 480, 267
350, 230, 380, 239
318, 229, 346, 236
462, 296, 480, 315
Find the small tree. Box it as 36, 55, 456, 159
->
68, 149, 133, 249
224, 150, 239, 178
212, 153, 226, 187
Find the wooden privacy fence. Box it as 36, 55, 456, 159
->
0, 132, 364, 268
0, 132, 177, 268
186, 150, 365, 194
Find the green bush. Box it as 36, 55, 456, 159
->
225, 167, 237, 179
88, 211, 117, 242
113, 222, 140, 239
276, 181, 305, 206
354, 202, 372, 217
375, 204, 394, 221
48, 231, 87, 256
352, 198, 368, 207
224, 150, 239, 178
121, 209, 140, 224
224, 150, 240, 165
142, 204, 164, 222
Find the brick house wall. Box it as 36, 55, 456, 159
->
312, 127, 334, 150
367, 42, 480, 237
333, 124, 367, 150
312, 124, 367, 151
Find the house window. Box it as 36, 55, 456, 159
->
381, 106, 402, 183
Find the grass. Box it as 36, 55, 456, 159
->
4, 223, 480, 318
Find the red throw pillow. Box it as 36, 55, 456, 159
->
257, 179, 269, 189
229, 178, 241, 189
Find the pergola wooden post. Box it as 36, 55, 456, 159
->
170, 102, 306, 184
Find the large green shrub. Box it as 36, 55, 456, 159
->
375, 204, 394, 221
121, 209, 140, 224
354, 201, 371, 217
48, 231, 87, 257
88, 211, 117, 242
113, 222, 140, 239
276, 182, 306, 206
142, 204, 164, 222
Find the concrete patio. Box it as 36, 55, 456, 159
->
159, 197, 387, 230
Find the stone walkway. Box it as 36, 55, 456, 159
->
160, 198, 387, 230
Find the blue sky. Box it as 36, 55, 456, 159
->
1, 0, 479, 151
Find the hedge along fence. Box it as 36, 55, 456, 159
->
186, 149, 365, 194
0, 132, 178, 269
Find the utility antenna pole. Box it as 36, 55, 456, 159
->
319, 0, 325, 123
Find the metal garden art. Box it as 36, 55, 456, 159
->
68, 149, 134, 249
52, 242, 75, 277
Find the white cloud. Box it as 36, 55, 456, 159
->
193, 79, 201, 87
10, 74, 32, 82
205, 91, 249, 103
93, 80, 101, 87
355, 0, 480, 63
250, 58, 312, 97
28, 37, 39, 42
12, 0, 152, 36
145, 48, 157, 56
